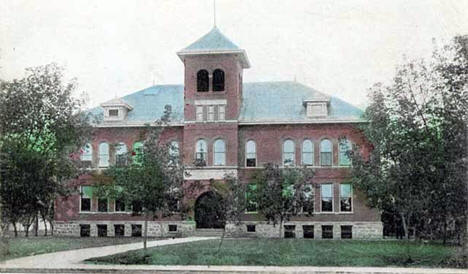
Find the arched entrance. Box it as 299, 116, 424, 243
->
194, 191, 225, 229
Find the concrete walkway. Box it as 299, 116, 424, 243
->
0, 237, 466, 273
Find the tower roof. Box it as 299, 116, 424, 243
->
177, 27, 250, 68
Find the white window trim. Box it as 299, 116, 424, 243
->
339, 183, 353, 213
339, 140, 352, 166
245, 140, 257, 168
98, 142, 110, 167
195, 139, 208, 163
320, 183, 334, 213
282, 140, 295, 167
320, 139, 333, 166
213, 139, 226, 166
79, 186, 91, 213
301, 139, 314, 166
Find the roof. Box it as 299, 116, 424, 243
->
100, 98, 133, 110
90, 81, 363, 126
177, 27, 250, 68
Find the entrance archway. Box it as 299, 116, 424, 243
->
194, 191, 225, 229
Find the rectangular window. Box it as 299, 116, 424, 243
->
98, 199, 108, 212
284, 225, 296, 238
303, 225, 314, 239
340, 184, 352, 212
109, 109, 119, 117
218, 105, 225, 121
322, 225, 333, 239
115, 199, 126, 212
114, 224, 125, 237
245, 184, 258, 213
132, 201, 143, 214
168, 224, 177, 232
80, 186, 92, 212
321, 184, 333, 212
196, 106, 204, 122
246, 224, 256, 232
302, 184, 314, 214
97, 224, 107, 237
131, 224, 142, 237
341, 225, 352, 239
246, 158, 256, 167
80, 224, 90, 237
207, 105, 215, 121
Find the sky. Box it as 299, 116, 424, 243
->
1, 0, 467, 109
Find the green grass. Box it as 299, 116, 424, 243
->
0, 236, 143, 261
86, 239, 459, 268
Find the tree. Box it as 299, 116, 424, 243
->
0, 63, 91, 239
98, 108, 185, 249
349, 37, 468, 246
252, 163, 314, 238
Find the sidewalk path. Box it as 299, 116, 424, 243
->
0, 236, 466, 273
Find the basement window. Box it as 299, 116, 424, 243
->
80, 224, 90, 237
341, 225, 352, 239
132, 224, 142, 237
169, 224, 178, 232
284, 225, 296, 238
322, 225, 333, 239
114, 224, 125, 237
97, 225, 108, 237
303, 225, 314, 239
246, 224, 256, 232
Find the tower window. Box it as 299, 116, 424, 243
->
197, 70, 209, 92
213, 69, 225, 91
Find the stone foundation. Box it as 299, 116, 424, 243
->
54, 220, 196, 237
225, 221, 382, 239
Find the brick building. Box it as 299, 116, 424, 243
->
55, 27, 382, 239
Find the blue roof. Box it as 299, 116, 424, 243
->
91, 81, 363, 125
183, 27, 240, 51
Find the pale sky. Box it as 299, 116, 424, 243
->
1, 0, 467, 109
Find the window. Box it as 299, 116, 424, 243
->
321, 184, 333, 212
195, 139, 207, 166
168, 224, 178, 232
109, 109, 119, 117
341, 225, 352, 239
284, 225, 296, 238
115, 199, 126, 212
196, 105, 204, 122
303, 225, 314, 239
132, 142, 143, 165
213, 69, 225, 91
320, 139, 332, 166
246, 224, 256, 232
132, 201, 143, 214
80, 224, 90, 237
246, 184, 257, 213
208, 105, 215, 121
245, 140, 256, 167
169, 141, 179, 165
114, 224, 125, 237
131, 224, 142, 237
283, 140, 295, 166
80, 143, 92, 162
213, 139, 226, 166
340, 184, 352, 212
302, 184, 314, 214
115, 142, 127, 166
98, 198, 108, 212
97, 224, 107, 237
339, 139, 352, 166
80, 186, 93, 212
322, 225, 333, 239
197, 70, 209, 92
302, 140, 314, 165
99, 142, 109, 167
218, 105, 225, 121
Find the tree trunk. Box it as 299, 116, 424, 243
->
42, 215, 48, 236
278, 219, 283, 239
13, 223, 17, 237
34, 213, 39, 237
49, 220, 54, 236
217, 226, 227, 254
143, 212, 149, 250
443, 219, 448, 245
400, 212, 408, 239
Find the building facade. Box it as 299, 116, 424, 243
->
55, 27, 382, 239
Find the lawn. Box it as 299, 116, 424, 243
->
85, 239, 459, 268
0, 236, 143, 261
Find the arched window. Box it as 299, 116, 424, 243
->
80, 143, 92, 162
115, 142, 127, 166
283, 140, 295, 166
320, 139, 332, 166
339, 139, 352, 166
302, 140, 314, 166
246, 140, 256, 167
197, 70, 209, 92
195, 139, 207, 166
132, 141, 143, 165
213, 139, 226, 166
212, 69, 225, 91
99, 142, 109, 167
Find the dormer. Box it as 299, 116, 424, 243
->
100, 98, 133, 122
303, 95, 330, 118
